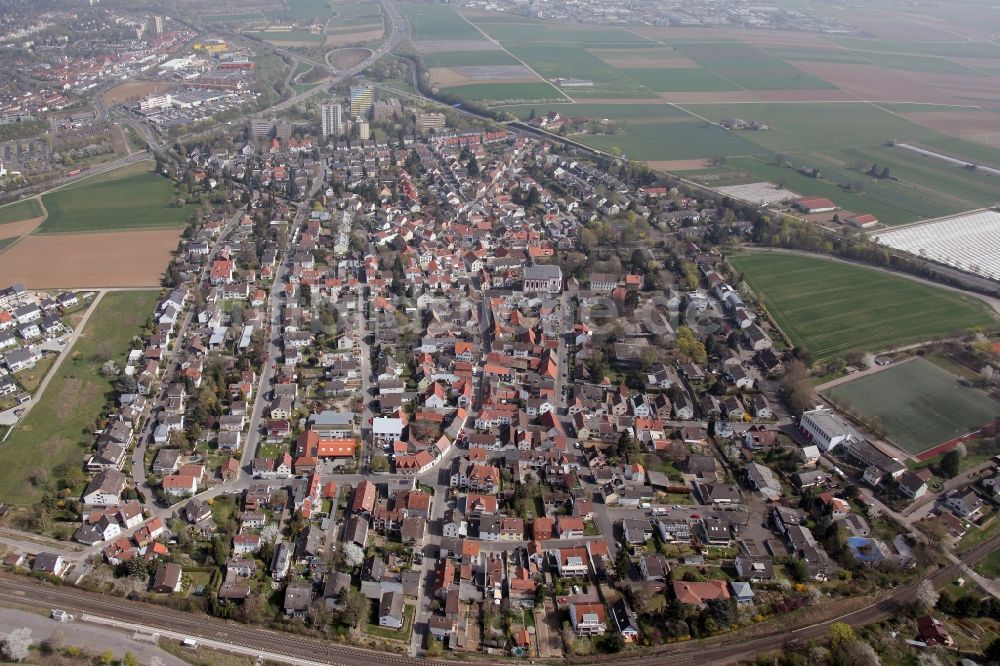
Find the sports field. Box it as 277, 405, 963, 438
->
37, 162, 188, 234
824, 358, 1000, 455
729, 252, 998, 362
0, 290, 159, 505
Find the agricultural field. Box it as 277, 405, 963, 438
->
0, 228, 181, 288
404, 3, 484, 42
729, 252, 998, 363
824, 358, 1000, 456
200, 12, 265, 23
37, 162, 188, 234
440, 82, 562, 103
505, 102, 762, 161
0, 197, 43, 225
0, 290, 159, 505
672, 43, 836, 90
623, 68, 741, 92
679, 155, 959, 227
408, 7, 1000, 218
680, 103, 940, 154
243, 29, 325, 45
283, 0, 335, 21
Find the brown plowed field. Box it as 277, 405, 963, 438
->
790, 61, 1000, 109
0, 228, 181, 288
646, 159, 712, 170
0, 216, 45, 243
101, 81, 175, 105
754, 88, 856, 102
901, 110, 1000, 136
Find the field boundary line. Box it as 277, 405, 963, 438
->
456, 12, 574, 102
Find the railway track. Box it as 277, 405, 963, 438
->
0, 533, 995, 666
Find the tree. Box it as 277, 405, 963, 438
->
838, 640, 881, 666
939, 449, 961, 478
828, 622, 856, 652
97, 649, 115, 665
614, 547, 632, 580
985, 637, 1000, 662
1, 627, 31, 662
467, 154, 479, 176
338, 587, 370, 627
915, 579, 939, 611
122, 653, 140, 666
675, 326, 707, 364
342, 542, 364, 567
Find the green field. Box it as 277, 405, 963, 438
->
624, 67, 741, 92
285, 0, 334, 20
829, 38, 1000, 60
200, 12, 264, 22
684, 155, 955, 226
441, 82, 561, 102
824, 358, 1000, 454
682, 102, 943, 154
675, 43, 835, 90
506, 102, 692, 120
423, 50, 520, 68
470, 20, 654, 46
244, 29, 324, 43
579, 120, 763, 161
505, 44, 644, 94
0, 290, 159, 504
405, 3, 484, 42
729, 252, 998, 363
37, 162, 187, 234
0, 198, 43, 225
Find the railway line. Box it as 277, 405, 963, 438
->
0, 532, 996, 666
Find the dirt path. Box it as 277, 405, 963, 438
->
456, 13, 573, 102
0, 197, 48, 253
4, 291, 104, 430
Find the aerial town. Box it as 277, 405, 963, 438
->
0, 1, 999, 665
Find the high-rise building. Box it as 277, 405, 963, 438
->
372, 98, 402, 123
275, 119, 292, 141
349, 84, 374, 118
151, 15, 164, 35
355, 116, 370, 141
321, 102, 343, 137
416, 112, 447, 133
250, 118, 274, 139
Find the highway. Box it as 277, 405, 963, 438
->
0, 531, 996, 666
